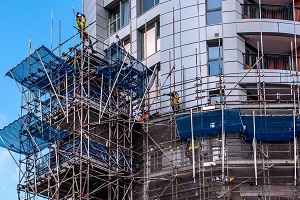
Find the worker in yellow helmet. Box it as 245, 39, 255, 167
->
76, 12, 95, 53
163, 91, 180, 112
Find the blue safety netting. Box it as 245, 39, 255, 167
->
97, 43, 153, 98
41, 82, 129, 117
5, 45, 75, 96
175, 108, 244, 140
242, 115, 300, 142
36, 137, 136, 176
0, 113, 68, 155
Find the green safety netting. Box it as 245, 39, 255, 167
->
0, 113, 68, 155
175, 108, 244, 140
5, 45, 75, 96
97, 43, 154, 98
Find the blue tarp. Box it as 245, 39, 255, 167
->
0, 113, 68, 155
175, 108, 244, 140
175, 108, 300, 142
5, 45, 75, 96
97, 43, 153, 98
242, 115, 300, 142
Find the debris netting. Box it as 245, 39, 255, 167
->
242, 115, 300, 142
0, 113, 68, 155
97, 43, 153, 98
175, 108, 300, 142
6, 45, 75, 96
175, 108, 244, 140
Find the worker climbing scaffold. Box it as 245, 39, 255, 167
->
74, 11, 96, 53
164, 91, 180, 112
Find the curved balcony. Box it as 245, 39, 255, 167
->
241, 4, 300, 21
243, 53, 300, 71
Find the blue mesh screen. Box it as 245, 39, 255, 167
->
36, 137, 136, 175
242, 115, 300, 142
175, 108, 244, 140
97, 43, 153, 98
6, 45, 75, 96
0, 113, 68, 155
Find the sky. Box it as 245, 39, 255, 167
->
0, 1, 81, 199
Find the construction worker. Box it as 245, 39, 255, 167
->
164, 91, 180, 112
75, 12, 95, 53
138, 111, 149, 122
186, 139, 200, 164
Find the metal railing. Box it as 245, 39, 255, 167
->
243, 53, 300, 70
241, 4, 300, 21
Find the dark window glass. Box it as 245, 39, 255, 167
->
143, 0, 154, 13
141, 0, 159, 14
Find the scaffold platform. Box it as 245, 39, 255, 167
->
97, 43, 153, 98
6, 45, 75, 96
0, 113, 68, 155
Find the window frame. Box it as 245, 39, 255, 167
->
209, 89, 225, 105
207, 40, 223, 76
141, 21, 160, 60
140, 0, 159, 15
108, 0, 130, 36
206, 0, 222, 25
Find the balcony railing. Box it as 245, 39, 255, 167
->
243, 53, 300, 71
241, 4, 300, 21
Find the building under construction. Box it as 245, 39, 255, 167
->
2, 0, 300, 199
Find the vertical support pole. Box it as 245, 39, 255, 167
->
66, 71, 69, 123
196, 48, 199, 112
191, 109, 196, 183
99, 74, 104, 123
129, 89, 133, 200
253, 111, 258, 185
39, 90, 42, 121
293, 111, 297, 186
221, 104, 225, 181
50, 8, 53, 51
58, 21, 61, 57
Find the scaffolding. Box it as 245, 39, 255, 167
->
2, 2, 300, 200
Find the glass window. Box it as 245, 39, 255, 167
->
206, 0, 222, 25
208, 41, 223, 76
142, 22, 160, 59
207, 10, 222, 25
207, 0, 222, 10
208, 46, 223, 59
141, 0, 159, 14
121, 0, 130, 27
208, 60, 224, 75
109, 0, 130, 36
109, 6, 120, 35
209, 90, 224, 105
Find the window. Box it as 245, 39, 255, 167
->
142, 22, 160, 59
206, 0, 222, 25
208, 40, 223, 76
109, 0, 130, 36
141, 0, 159, 14
122, 36, 131, 52
209, 90, 224, 105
